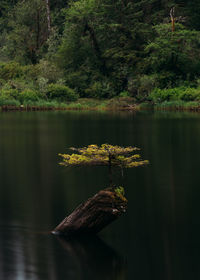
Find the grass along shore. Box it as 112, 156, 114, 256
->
0, 97, 140, 112
139, 101, 200, 112
1, 98, 200, 112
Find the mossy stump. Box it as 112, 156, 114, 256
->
52, 188, 127, 236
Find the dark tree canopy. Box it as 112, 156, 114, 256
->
1, 0, 200, 102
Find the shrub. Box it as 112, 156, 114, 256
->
0, 62, 23, 80
154, 101, 185, 109
183, 101, 199, 108
0, 96, 20, 106
19, 90, 40, 103
119, 91, 130, 97
149, 87, 200, 103
0, 79, 6, 87
150, 88, 176, 102
1, 79, 36, 93
46, 84, 78, 101
35, 100, 59, 108
65, 102, 84, 110
178, 88, 200, 101
85, 81, 115, 99
64, 71, 89, 96
137, 75, 157, 100
37, 77, 49, 94
128, 75, 157, 98
37, 60, 63, 83
0, 89, 20, 99
21, 64, 40, 80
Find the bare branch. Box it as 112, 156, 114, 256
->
170, 7, 175, 32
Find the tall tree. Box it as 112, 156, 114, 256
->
2, 0, 49, 64
45, 0, 51, 34
57, 0, 173, 95
145, 23, 200, 86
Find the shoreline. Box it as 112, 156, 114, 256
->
0, 104, 139, 112
1, 100, 200, 112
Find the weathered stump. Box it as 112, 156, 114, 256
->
52, 188, 127, 236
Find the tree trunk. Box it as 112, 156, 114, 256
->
52, 188, 127, 236
36, 9, 40, 50
84, 22, 108, 74
45, 0, 51, 34
170, 7, 175, 32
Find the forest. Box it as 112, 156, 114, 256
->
0, 0, 200, 107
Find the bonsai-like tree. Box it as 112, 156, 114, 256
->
59, 144, 149, 186
53, 144, 149, 236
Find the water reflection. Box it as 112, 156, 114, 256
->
0, 226, 126, 280
1, 111, 200, 279
57, 235, 126, 280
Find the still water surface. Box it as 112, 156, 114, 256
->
0, 110, 200, 280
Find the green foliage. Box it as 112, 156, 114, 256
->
145, 23, 200, 85
150, 87, 200, 103
150, 88, 180, 102
56, 0, 161, 97
119, 91, 130, 98
154, 100, 200, 111
1, 0, 48, 64
178, 88, 200, 101
0, 96, 20, 106
85, 81, 115, 99
1, 0, 200, 100
115, 186, 125, 197
59, 144, 149, 168
0, 62, 23, 80
0, 88, 19, 99
184, 0, 200, 31
65, 102, 84, 110
37, 60, 63, 83
154, 100, 185, 109
46, 84, 79, 101
128, 75, 157, 100
59, 144, 149, 185
37, 77, 49, 94
18, 90, 40, 103
21, 99, 65, 108
64, 98, 108, 110
106, 97, 137, 110
1, 79, 36, 93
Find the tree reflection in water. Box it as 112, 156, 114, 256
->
0, 226, 126, 280
56, 235, 126, 280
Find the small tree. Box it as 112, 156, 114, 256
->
59, 144, 149, 186
53, 144, 149, 236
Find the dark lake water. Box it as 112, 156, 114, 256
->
1, 110, 200, 280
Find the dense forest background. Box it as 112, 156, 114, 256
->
0, 0, 200, 103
